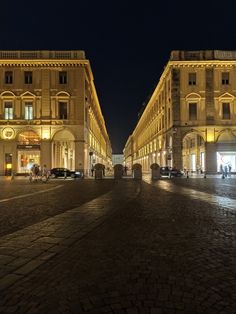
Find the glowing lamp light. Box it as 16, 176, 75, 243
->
207, 130, 215, 142
6, 163, 12, 169
42, 130, 50, 139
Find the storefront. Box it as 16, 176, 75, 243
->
17, 146, 41, 174
217, 151, 236, 173
17, 130, 41, 174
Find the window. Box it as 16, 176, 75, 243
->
4, 102, 13, 119
25, 102, 33, 120
188, 73, 196, 85
222, 72, 229, 85
24, 71, 33, 84
5, 71, 13, 84
59, 71, 67, 84
222, 103, 230, 119
59, 102, 67, 119
189, 103, 197, 121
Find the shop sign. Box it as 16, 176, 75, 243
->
17, 144, 41, 150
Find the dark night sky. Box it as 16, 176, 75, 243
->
1, 0, 236, 152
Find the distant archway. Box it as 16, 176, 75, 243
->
182, 131, 205, 172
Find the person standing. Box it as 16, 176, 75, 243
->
228, 164, 232, 177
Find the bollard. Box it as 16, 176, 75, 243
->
204, 173, 206, 179
186, 171, 189, 179
11, 172, 15, 180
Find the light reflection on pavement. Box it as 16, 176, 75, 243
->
143, 176, 236, 211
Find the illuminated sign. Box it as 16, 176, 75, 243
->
17, 145, 40, 149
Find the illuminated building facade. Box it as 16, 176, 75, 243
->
124, 50, 236, 174
0, 50, 112, 176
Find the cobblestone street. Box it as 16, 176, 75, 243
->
0, 177, 236, 313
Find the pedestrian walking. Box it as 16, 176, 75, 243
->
91, 165, 94, 177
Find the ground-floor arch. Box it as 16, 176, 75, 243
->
52, 129, 75, 170
216, 129, 236, 173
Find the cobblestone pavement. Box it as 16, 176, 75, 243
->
0, 178, 236, 313
0, 178, 116, 236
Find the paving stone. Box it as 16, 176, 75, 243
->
0, 178, 235, 313
13, 259, 45, 275
0, 274, 22, 291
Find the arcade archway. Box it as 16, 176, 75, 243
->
182, 131, 205, 172
52, 129, 75, 170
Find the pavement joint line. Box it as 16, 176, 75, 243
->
0, 181, 141, 292
0, 185, 64, 203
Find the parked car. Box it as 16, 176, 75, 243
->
160, 166, 183, 177
50, 168, 72, 178
50, 168, 83, 179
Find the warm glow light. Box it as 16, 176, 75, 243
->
42, 130, 50, 139
207, 130, 215, 142
6, 163, 12, 169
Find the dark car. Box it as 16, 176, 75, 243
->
50, 168, 84, 179
160, 166, 183, 177
50, 168, 72, 178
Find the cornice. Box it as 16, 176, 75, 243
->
169, 60, 236, 68
0, 60, 90, 67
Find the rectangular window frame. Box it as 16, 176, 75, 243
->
188, 73, 196, 86
5, 71, 13, 84
222, 102, 230, 120
24, 71, 33, 84
58, 101, 68, 119
24, 102, 33, 120
4, 102, 13, 120
222, 72, 229, 85
59, 71, 67, 84
189, 102, 197, 121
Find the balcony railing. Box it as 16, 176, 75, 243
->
0, 50, 85, 60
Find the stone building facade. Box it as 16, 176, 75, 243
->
0, 50, 112, 176
124, 50, 236, 174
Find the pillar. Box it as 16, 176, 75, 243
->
41, 140, 52, 169
75, 140, 85, 172
205, 142, 217, 174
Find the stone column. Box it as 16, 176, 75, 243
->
205, 142, 217, 174
41, 140, 52, 169
172, 129, 182, 170
74, 140, 85, 172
